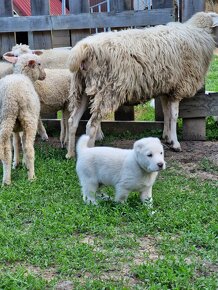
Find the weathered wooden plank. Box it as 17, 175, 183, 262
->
152, 0, 174, 9
182, 118, 206, 141
0, 9, 174, 33
0, 1, 15, 57
31, 0, 50, 16
69, 0, 90, 47
43, 120, 164, 136
179, 93, 218, 118
0, 1, 13, 17
30, 0, 52, 49
181, 0, 205, 22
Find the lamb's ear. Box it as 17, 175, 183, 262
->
3, 52, 18, 63
28, 60, 36, 68
32, 50, 43, 55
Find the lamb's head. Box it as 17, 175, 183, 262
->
3, 53, 46, 82
186, 12, 218, 32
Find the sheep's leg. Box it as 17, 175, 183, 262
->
169, 100, 181, 151
2, 139, 12, 186
160, 96, 171, 143
21, 118, 37, 181
95, 124, 104, 141
60, 109, 70, 148
12, 132, 21, 169
66, 95, 88, 159
37, 118, 48, 141
86, 114, 101, 147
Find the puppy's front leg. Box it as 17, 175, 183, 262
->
115, 186, 129, 203
140, 186, 153, 208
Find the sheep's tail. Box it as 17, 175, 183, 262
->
68, 43, 91, 72
76, 134, 90, 155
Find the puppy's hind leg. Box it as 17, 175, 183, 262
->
81, 182, 98, 205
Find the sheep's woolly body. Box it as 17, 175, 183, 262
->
65, 12, 217, 157
12, 44, 70, 69
69, 12, 215, 118
34, 68, 71, 114
0, 62, 13, 79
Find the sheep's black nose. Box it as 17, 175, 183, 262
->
157, 162, 163, 168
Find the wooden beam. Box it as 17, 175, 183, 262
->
179, 93, 218, 118
43, 120, 164, 136
0, 9, 174, 33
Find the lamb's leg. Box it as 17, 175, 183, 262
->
22, 118, 38, 181
2, 139, 12, 186
160, 95, 171, 143
0, 118, 16, 185
37, 118, 48, 141
12, 132, 21, 169
169, 100, 181, 151
66, 95, 88, 159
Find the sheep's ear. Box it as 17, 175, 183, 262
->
28, 60, 36, 68
3, 52, 18, 63
32, 50, 43, 55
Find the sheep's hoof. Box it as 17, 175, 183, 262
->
12, 162, 20, 169
41, 134, 49, 142
28, 175, 36, 181
66, 152, 75, 159
2, 180, 11, 186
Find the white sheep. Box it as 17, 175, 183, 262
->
0, 53, 46, 185
66, 12, 218, 158
3, 45, 72, 147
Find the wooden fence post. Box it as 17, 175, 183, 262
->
69, 0, 90, 47
153, 0, 174, 122
181, 0, 205, 22
181, 0, 206, 140
114, 0, 135, 121
0, 0, 15, 57
29, 0, 52, 49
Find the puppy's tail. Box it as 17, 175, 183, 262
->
76, 134, 90, 155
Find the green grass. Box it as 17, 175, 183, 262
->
0, 140, 217, 289
206, 55, 218, 92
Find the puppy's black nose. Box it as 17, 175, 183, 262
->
157, 162, 163, 169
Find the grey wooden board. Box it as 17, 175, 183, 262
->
179, 93, 218, 118
181, 0, 205, 22
0, 9, 174, 32
30, 0, 50, 16
0, 1, 13, 17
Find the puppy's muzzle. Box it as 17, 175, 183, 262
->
157, 162, 164, 169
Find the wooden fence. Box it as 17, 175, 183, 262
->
0, 0, 217, 141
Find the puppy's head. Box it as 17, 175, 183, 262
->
133, 137, 166, 173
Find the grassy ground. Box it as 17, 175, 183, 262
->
0, 140, 217, 289
0, 52, 217, 290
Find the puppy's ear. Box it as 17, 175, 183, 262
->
133, 140, 144, 154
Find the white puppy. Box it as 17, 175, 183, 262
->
76, 135, 166, 205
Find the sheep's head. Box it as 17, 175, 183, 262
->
3, 53, 46, 82
187, 12, 218, 31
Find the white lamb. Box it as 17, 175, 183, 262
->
3, 45, 72, 147
66, 12, 218, 158
0, 53, 46, 185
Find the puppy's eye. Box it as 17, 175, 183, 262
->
160, 152, 163, 155
38, 63, 41, 66
147, 153, 153, 157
